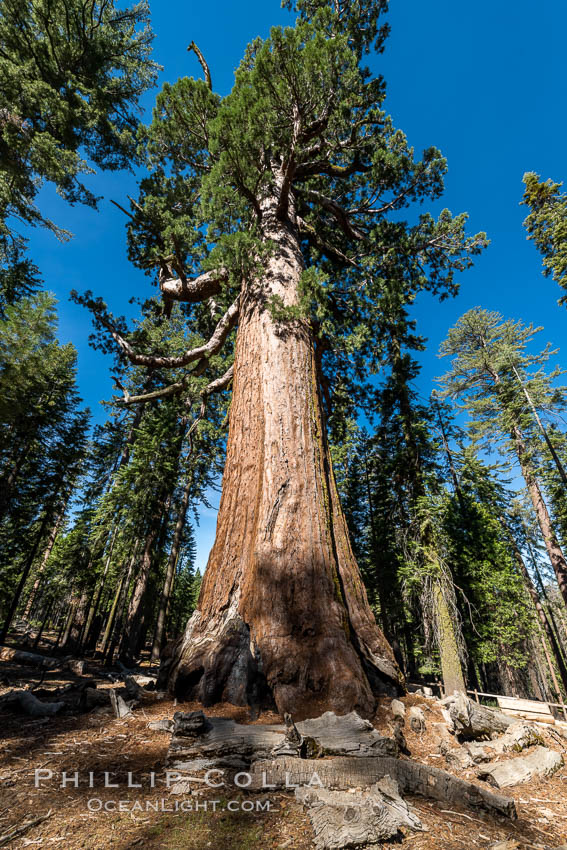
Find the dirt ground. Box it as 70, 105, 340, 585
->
1, 653, 567, 849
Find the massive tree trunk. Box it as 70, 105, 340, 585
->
164, 196, 401, 719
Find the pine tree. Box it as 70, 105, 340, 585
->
0, 293, 89, 640
522, 172, 567, 305
439, 308, 567, 609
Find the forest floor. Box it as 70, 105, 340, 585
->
1, 643, 567, 849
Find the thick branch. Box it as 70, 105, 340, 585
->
102, 297, 239, 369
203, 363, 234, 396
159, 268, 229, 304
296, 188, 366, 241
297, 216, 359, 267
294, 153, 370, 181
117, 362, 234, 408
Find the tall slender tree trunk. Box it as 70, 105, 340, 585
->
64, 589, 89, 651
164, 193, 401, 718
81, 526, 118, 650
0, 510, 51, 644
119, 500, 168, 662
32, 599, 53, 650
151, 473, 193, 663
23, 507, 66, 620
391, 337, 465, 695
513, 426, 567, 607
507, 533, 567, 693
104, 542, 139, 663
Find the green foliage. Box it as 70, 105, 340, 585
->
439, 307, 566, 459
0, 0, 158, 303
442, 451, 535, 668
522, 172, 567, 304
0, 293, 89, 618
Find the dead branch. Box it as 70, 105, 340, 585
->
0, 809, 52, 848
188, 41, 212, 90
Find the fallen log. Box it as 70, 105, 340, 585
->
445, 693, 515, 740
0, 647, 62, 669
0, 647, 87, 675
168, 710, 398, 770
477, 746, 563, 788
0, 689, 65, 717
168, 716, 285, 769
296, 776, 423, 850
465, 723, 543, 763
249, 756, 517, 819
296, 711, 398, 758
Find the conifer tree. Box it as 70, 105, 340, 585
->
0, 0, 158, 301
439, 308, 567, 609
522, 172, 567, 305
81, 0, 485, 716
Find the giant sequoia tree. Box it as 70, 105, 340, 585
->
84, 0, 485, 717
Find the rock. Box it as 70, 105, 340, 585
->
490, 842, 521, 850
390, 699, 406, 722
295, 776, 422, 849
409, 706, 426, 733
67, 659, 86, 676
478, 746, 563, 788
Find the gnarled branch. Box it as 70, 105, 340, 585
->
101, 297, 240, 370
159, 267, 229, 304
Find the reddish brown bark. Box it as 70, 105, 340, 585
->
164, 196, 401, 719
513, 426, 567, 608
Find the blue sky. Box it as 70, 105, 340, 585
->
22, 0, 567, 570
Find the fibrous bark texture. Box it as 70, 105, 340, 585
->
163, 199, 401, 718
167, 710, 398, 771
249, 755, 517, 818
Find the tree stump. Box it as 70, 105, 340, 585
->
295, 776, 423, 849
